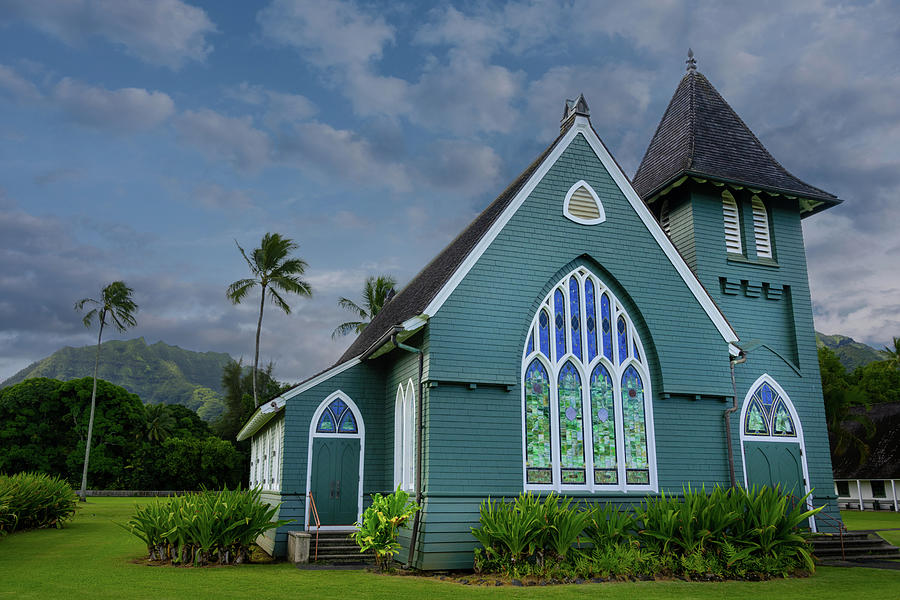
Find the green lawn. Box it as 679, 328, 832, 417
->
841, 510, 900, 547
1, 498, 899, 600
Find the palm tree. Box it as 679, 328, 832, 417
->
227, 233, 311, 406
333, 275, 397, 338
145, 404, 176, 442
883, 336, 900, 370
74, 281, 137, 501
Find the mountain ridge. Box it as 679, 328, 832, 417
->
816, 331, 887, 371
0, 338, 233, 421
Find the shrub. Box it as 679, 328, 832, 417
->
0, 472, 78, 535
471, 486, 822, 580
353, 487, 420, 571
121, 487, 290, 565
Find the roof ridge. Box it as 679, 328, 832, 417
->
687, 71, 696, 171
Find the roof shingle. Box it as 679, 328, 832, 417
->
632, 70, 839, 206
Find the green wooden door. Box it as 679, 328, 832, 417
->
311, 438, 360, 525
745, 442, 804, 498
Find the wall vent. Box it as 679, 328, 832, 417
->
751, 196, 773, 259
563, 180, 606, 225
722, 191, 743, 254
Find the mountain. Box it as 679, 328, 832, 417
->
0, 338, 232, 421
816, 332, 887, 372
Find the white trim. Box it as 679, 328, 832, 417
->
283, 358, 362, 401
521, 266, 657, 494
751, 196, 773, 259
421, 116, 738, 344
738, 374, 816, 532
304, 390, 365, 530
722, 191, 743, 255
563, 180, 606, 225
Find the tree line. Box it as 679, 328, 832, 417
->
820, 336, 900, 465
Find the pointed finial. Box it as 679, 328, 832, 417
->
686, 48, 697, 72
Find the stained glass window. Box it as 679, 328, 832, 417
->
744, 380, 797, 438
585, 279, 597, 362
539, 309, 551, 359
554, 289, 566, 360
558, 361, 585, 484
601, 294, 612, 362
617, 316, 628, 364
622, 366, 649, 485
591, 364, 617, 485
569, 277, 582, 360
523, 268, 654, 491
316, 397, 358, 434
525, 360, 552, 484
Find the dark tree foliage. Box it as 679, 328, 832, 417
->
0, 377, 244, 490
849, 360, 900, 405
819, 347, 874, 465
213, 360, 281, 441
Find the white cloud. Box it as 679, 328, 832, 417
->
225, 82, 318, 128
0, 63, 42, 102
257, 0, 394, 69
53, 78, 175, 132
175, 109, 272, 172
193, 183, 259, 212
415, 139, 503, 196
1, 0, 216, 69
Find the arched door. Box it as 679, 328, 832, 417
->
307, 392, 364, 527
740, 375, 811, 508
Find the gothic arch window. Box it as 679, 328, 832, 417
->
522, 267, 656, 491
743, 379, 797, 438
394, 379, 416, 491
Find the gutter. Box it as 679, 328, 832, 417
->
392, 333, 424, 569
236, 396, 286, 442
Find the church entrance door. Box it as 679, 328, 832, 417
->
311, 437, 361, 526
745, 441, 804, 498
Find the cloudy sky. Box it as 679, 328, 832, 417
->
1, 0, 898, 385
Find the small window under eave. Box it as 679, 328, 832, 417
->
751, 196, 773, 259
564, 180, 606, 225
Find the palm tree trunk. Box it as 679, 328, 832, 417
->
253, 285, 266, 407
79, 318, 104, 502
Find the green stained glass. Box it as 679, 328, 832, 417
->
622, 366, 648, 472
525, 359, 552, 484
772, 400, 796, 437
745, 400, 769, 435
558, 361, 585, 483
590, 364, 617, 484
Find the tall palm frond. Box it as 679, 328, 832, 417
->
333, 275, 396, 338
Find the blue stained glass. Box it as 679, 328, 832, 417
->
585, 280, 597, 361
633, 337, 641, 361
338, 409, 358, 433
554, 289, 566, 360
329, 398, 347, 418
316, 410, 336, 433
527, 331, 534, 355
539, 309, 551, 359
757, 383, 776, 408
569, 277, 581, 360
601, 294, 612, 361
617, 316, 628, 364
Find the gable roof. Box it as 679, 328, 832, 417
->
632, 70, 840, 213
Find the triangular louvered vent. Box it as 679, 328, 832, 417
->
751, 196, 772, 259
563, 180, 605, 225
722, 192, 742, 254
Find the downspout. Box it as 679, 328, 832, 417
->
725, 350, 747, 488
392, 334, 424, 568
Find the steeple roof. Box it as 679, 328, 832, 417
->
632, 69, 840, 212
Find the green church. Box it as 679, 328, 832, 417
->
237, 61, 842, 569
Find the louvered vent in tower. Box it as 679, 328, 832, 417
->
563, 180, 606, 225
659, 199, 671, 235
722, 192, 742, 254
751, 196, 772, 259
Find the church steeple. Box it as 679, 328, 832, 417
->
632, 53, 840, 217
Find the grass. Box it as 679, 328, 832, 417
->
0, 498, 898, 600
841, 509, 900, 547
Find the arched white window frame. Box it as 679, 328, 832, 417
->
521, 266, 657, 493
563, 180, 606, 225
394, 379, 416, 492
750, 196, 773, 259
738, 374, 815, 531
304, 390, 365, 530
722, 191, 743, 254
